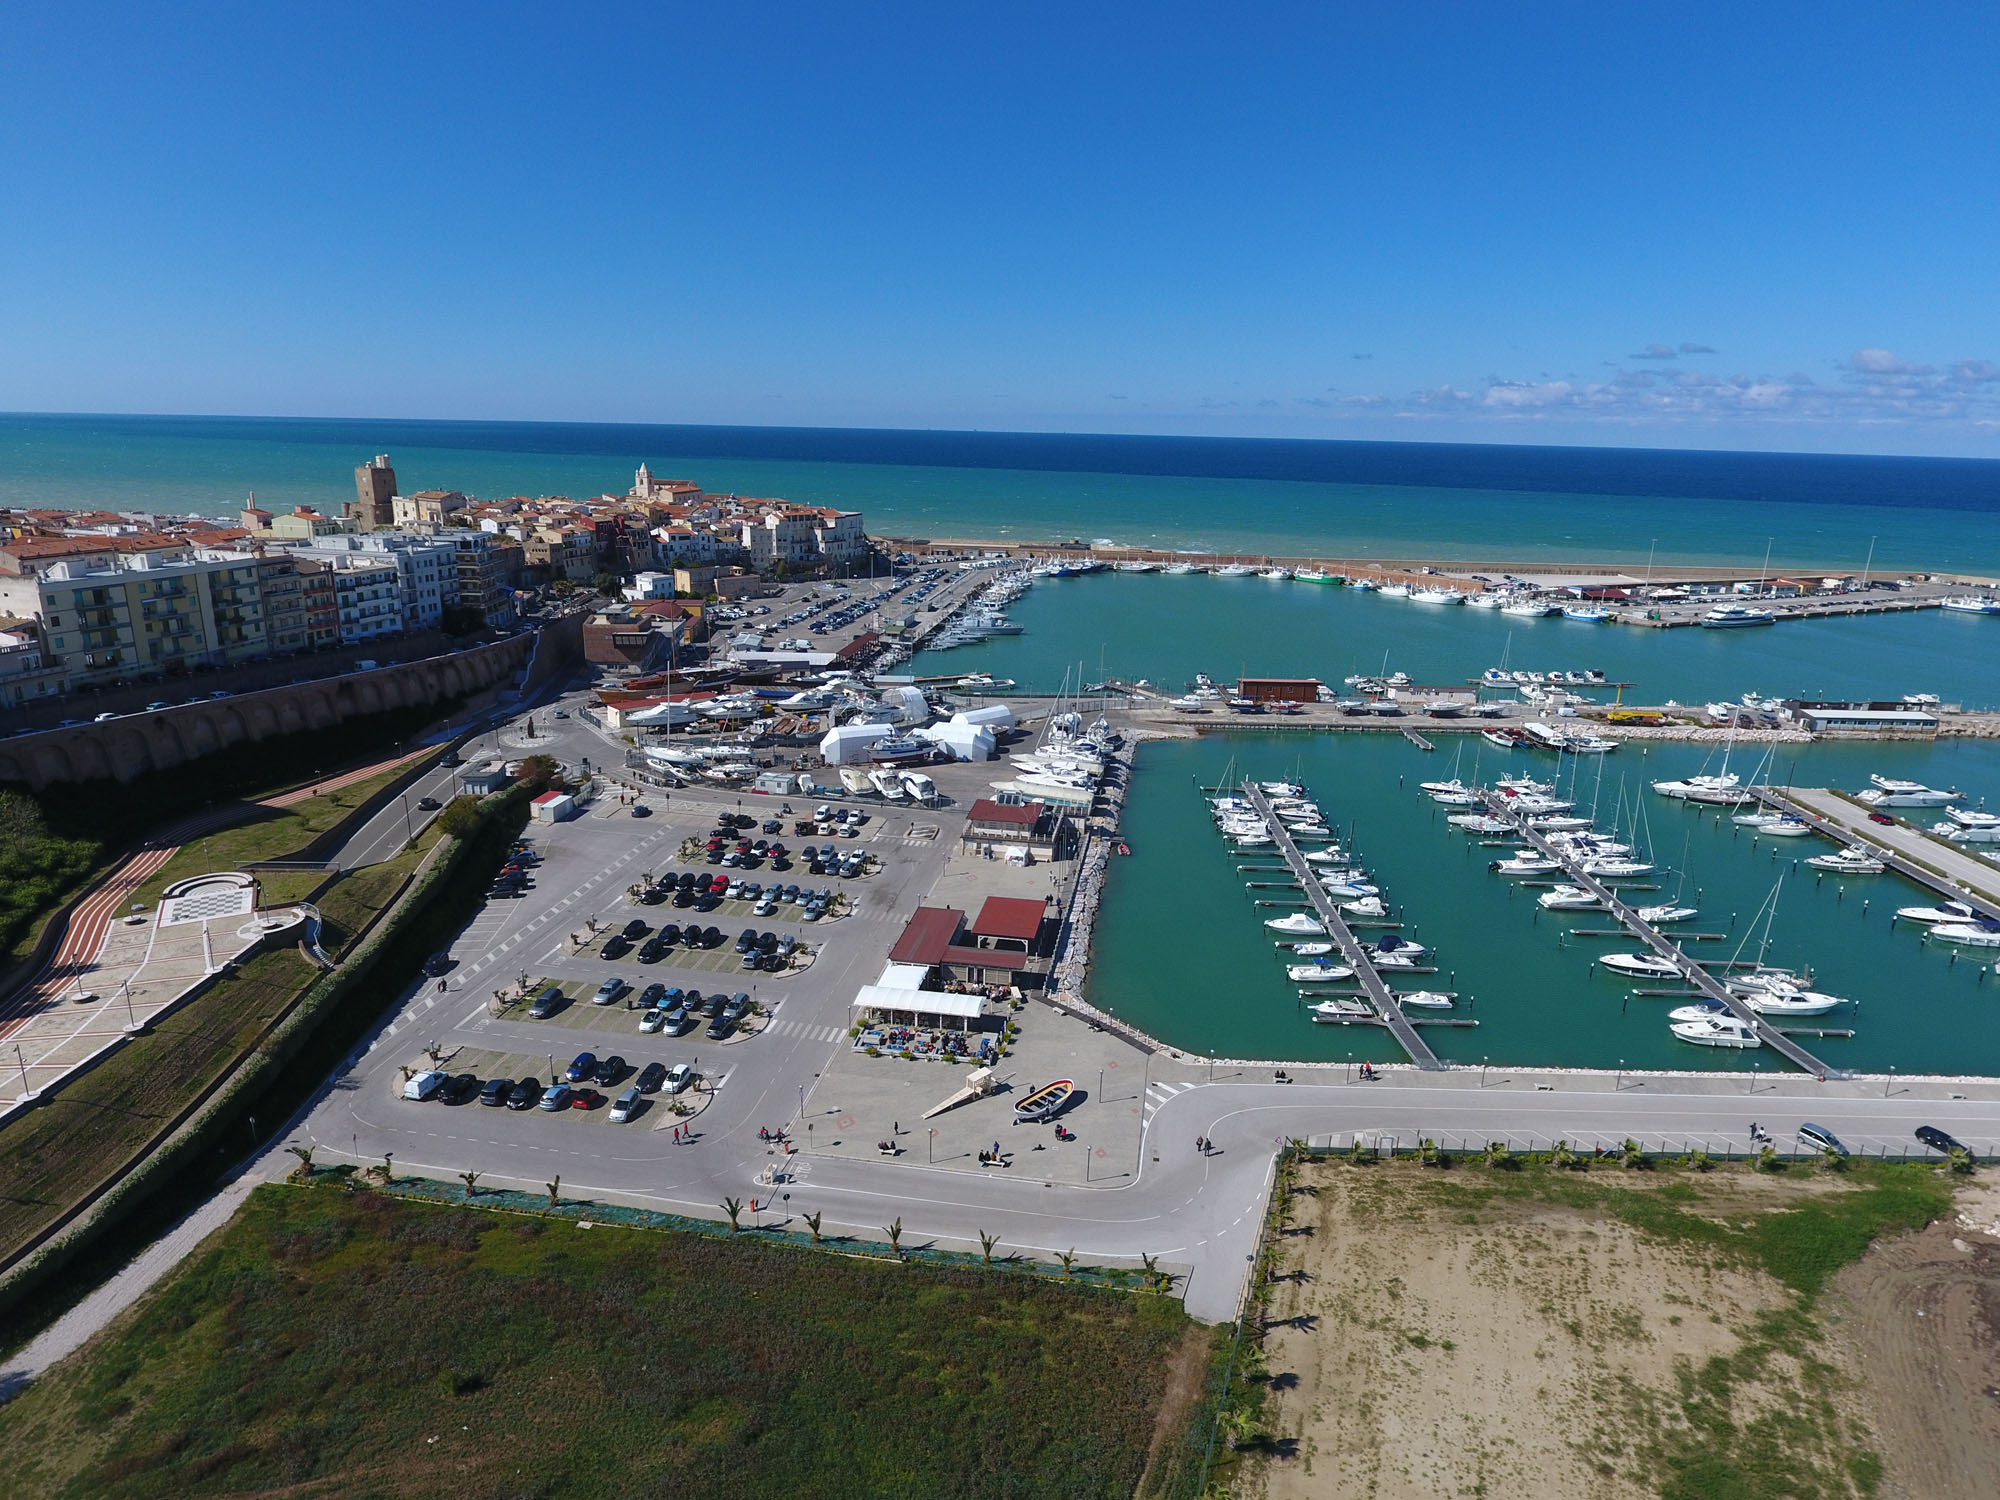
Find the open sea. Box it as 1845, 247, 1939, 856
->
6, 411, 1999, 1072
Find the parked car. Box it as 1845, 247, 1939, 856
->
609, 1086, 643, 1123
601, 934, 632, 959
1797, 1123, 1848, 1157
636, 1061, 668, 1093
639, 1007, 667, 1033
402, 1069, 449, 1101
592, 1054, 625, 1087
721, 994, 750, 1025
507, 1078, 541, 1109
565, 1052, 597, 1082
664, 1063, 695, 1094
441, 1072, 481, 1105
661, 1006, 696, 1036
623, 918, 650, 939
639, 937, 669, 963
538, 1084, 573, 1111
1916, 1124, 1971, 1158
528, 986, 564, 1019
592, 977, 627, 1005
568, 1088, 600, 1110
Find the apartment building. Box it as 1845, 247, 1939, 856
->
0, 617, 67, 708
448, 529, 521, 628
325, 557, 403, 643
284, 533, 458, 632
0, 547, 268, 687
256, 554, 313, 654
741, 511, 822, 570
300, 562, 340, 648
523, 528, 597, 582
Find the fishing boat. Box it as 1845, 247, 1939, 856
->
1928, 920, 2000, 948
1806, 846, 1884, 874
1162, 561, 1199, 575
1939, 595, 2000, 614
1013, 1078, 1075, 1123
1294, 569, 1339, 584
1411, 587, 1463, 605
1264, 912, 1327, 935
1599, 953, 1682, 979
1213, 563, 1257, 578
1637, 903, 1699, 924
1465, 592, 1501, 608
1377, 582, 1413, 598
1561, 605, 1612, 623
1310, 998, 1375, 1022
1501, 598, 1558, 617
1670, 1015, 1763, 1049
1482, 729, 1520, 749
1288, 963, 1357, 983
1258, 568, 1293, 581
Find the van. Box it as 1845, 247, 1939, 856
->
354, 659, 379, 671
1797, 1123, 1848, 1157
401, 1069, 449, 1101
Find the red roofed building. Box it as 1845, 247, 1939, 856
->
970, 896, 1050, 956
960, 797, 1069, 859
886, 906, 1030, 984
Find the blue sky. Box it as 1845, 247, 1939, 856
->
3, 4, 1998, 453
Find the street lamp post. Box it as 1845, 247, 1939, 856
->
13, 1044, 30, 1099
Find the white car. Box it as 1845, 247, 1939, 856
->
608, 1086, 643, 1123
638, 1008, 667, 1034
401, 1069, 449, 1101
664, 1063, 695, 1094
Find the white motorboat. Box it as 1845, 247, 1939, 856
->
1289, 963, 1357, 983
1340, 895, 1389, 918
1527, 814, 1595, 832
1636, 903, 1699, 924
1258, 568, 1292, 581
1264, 912, 1326, 935
1581, 857, 1656, 877
1670, 1016, 1763, 1049
1411, 587, 1463, 604
1935, 820, 2000, 844
1260, 780, 1308, 798
1653, 772, 1741, 800
838, 767, 875, 795
1396, 991, 1455, 1009
1943, 806, 2000, 830
1859, 775, 1959, 807
1286, 823, 1335, 838
1448, 815, 1514, 834
1599, 953, 1682, 979
1701, 604, 1777, 628
1562, 605, 1611, 623
1501, 598, 1557, 617
1940, 595, 2000, 614
1490, 854, 1560, 876
1668, 999, 1733, 1024
1213, 563, 1257, 578
1893, 899, 1979, 926
1536, 885, 1604, 911
1928, 921, 2000, 948
1321, 881, 1380, 899
1741, 986, 1845, 1017
1304, 848, 1353, 865
1311, 999, 1375, 1022
1284, 941, 1336, 956
1806, 847, 1884, 874
1366, 936, 1426, 959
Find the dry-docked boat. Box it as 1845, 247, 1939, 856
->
1013, 1078, 1075, 1123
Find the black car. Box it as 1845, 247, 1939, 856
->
762, 819, 784, 833
677, 871, 699, 888
694, 894, 720, 912
623, 919, 649, 939
638, 885, 666, 905
592, 1054, 626, 1087
635, 1061, 668, 1093
734, 928, 759, 954
631, 803, 651, 818
601, 934, 632, 959
638, 982, 668, 1008
702, 926, 723, 947
423, 952, 452, 977
639, 937, 670, 963
682, 989, 704, 1015
480, 1076, 513, 1107
506, 1078, 541, 1109
440, 1072, 480, 1105
702, 991, 727, 1019
673, 889, 698, 907
1916, 1125, 1972, 1159
416, 795, 442, 811
756, 930, 781, 953
705, 1014, 734, 1041
659, 923, 683, 945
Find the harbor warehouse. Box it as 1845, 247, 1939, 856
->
1238, 677, 1323, 704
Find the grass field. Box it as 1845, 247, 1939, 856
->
0, 1183, 1221, 1500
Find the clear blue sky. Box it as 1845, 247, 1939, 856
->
4, 4, 1998, 453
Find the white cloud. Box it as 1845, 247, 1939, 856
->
1846, 348, 1929, 376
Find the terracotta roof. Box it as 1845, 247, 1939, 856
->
966, 798, 1043, 826
972, 897, 1047, 942
0, 536, 119, 559
886, 907, 967, 966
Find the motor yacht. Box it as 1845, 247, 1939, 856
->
1288, 962, 1356, 983
1668, 998, 1732, 1024
1740, 986, 1845, 1017
1928, 920, 2000, 948
1670, 1015, 1763, 1049
1806, 846, 1884, 874
867, 769, 908, 801
1859, 775, 1959, 807
1701, 604, 1777, 628
1652, 772, 1742, 800
1893, 899, 1980, 925
1943, 806, 2000, 830
1636, 903, 1699, 923
1934, 817, 2000, 844
1341, 895, 1389, 918
1599, 953, 1682, 979
1304, 848, 1353, 865
1264, 912, 1326, 935
1396, 991, 1455, 1008
1582, 857, 1656, 877
1310, 998, 1375, 1022
1490, 854, 1560, 876
1536, 885, 1604, 910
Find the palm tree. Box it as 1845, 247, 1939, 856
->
459, 1170, 480, 1199
1755, 1144, 1779, 1173
1948, 1145, 1975, 1175
1418, 1138, 1441, 1168
1058, 1247, 1077, 1278
979, 1230, 1000, 1266
803, 1211, 823, 1244
1621, 1138, 1645, 1170
545, 1176, 561, 1209
1822, 1146, 1849, 1173
885, 1217, 904, 1257
1141, 1252, 1165, 1290
370, 1151, 394, 1183
284, 1144, 315, 1182
722, 1197, 744, 1232
1484, 1141, 1513, 1170
1551, 1139, 1577, 1170
1349, 1135, 1372, 1164
1688, 1148, 1714, 1173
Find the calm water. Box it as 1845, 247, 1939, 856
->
1089, 734, 2000, 1074
915, 571, 2000, 711
4, 412, 1999, 571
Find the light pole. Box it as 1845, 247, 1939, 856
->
13, 1043, 30, 1099
1616, 1057, 1624, 1092
401, 791, 415, 843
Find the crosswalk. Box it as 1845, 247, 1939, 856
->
764, 1018, 847, 1044
1144, 1079, 1197, 1121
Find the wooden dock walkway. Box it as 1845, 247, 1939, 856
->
1750, 787, 2000, 919
1244, 782, 1446, 1070
1487, 792, 1847, 1080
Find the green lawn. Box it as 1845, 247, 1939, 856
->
0, 1183, 1215, 1500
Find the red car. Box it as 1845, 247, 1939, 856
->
568, 1088, 601, 1110
1868, 812, 1896, 825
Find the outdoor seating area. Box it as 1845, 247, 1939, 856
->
853, 1026, 998, 1063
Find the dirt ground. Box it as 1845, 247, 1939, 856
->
1821, 1178, 2000, 1500
1237, 1161, 2000, 1500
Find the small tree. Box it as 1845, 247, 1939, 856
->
284, 1144, 315, 1183
885, 1218, 904, 1257
1948, 1145, 1976, 1175
979, 1230, 1000, 1266
370, 1151, 394, 1183
1141, 1252, 1164, 1290
1551, 1139, 1578, 1170
803, 1211, 823, 1244
1349, 1135, 1372, 1165
1755, 1144, 1779, 1173
1621, 1138, 1646, 1170
546, 1175, 561, 1209
1688, 1148, 1715, 1173
1418, 1137, 1441, 1168
1484, 1141, 1514, 1171
723, 1197, 744, 1232
459, 1170, 481, 1199
1821, 1146, 1849, 1173
1058, 1247, 1077, 1278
